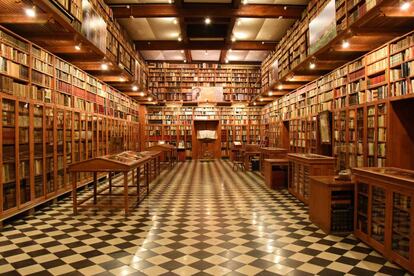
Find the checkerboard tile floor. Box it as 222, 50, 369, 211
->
0, 160, 410, 275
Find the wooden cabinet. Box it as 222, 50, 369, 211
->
353, 167, 414, 274
263, 159, 289, 189
288, 153, 335, 204
309, 176, 354, 234
259, 147, 288, 174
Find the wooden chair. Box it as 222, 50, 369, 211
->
243, 144, 261, 171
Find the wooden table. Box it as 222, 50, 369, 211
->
146, 144, 177, 168
68, 151, 161, 216
260, 147, 288, 174
288, 153, 336, 205
263, 159, 289, 189
309, 176, 354, 234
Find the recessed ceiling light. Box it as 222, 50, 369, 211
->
132, 85, 138, 91
401, 1, 411, 10
205, 17, 211, 25
25, 6, 36, 18
75, 44, 81, 51
309, 62, 316, 69
101, 63, 108, 70
342, 40, 350, 48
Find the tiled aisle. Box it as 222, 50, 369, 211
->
0, 160, 409, 276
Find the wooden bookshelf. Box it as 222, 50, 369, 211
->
0, 27, 141, 222
261, 30, 414, 172
148, 63, 260, 102
145, 106, 264, 159
353, 167, 414, 274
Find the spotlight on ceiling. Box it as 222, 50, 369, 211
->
25, 6, 36, 18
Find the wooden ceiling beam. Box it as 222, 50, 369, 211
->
111, 4, 305, 19
136, 40, 277, 50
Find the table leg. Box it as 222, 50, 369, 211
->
124, 172, 129, 216
136, 167, 140, 197
72, 172, 77, 215
93, 172, 97, 205
109, 173, 112, 195
145, 163, 149, 193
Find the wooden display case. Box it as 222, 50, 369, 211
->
309, 176, 355, 234
68, 151, 161, 216
353, 167, 414, 274
288, 153, 336, 204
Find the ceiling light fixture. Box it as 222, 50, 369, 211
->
101, 63, 108, 70
342, 40, 350, 49
284, 6, 287, 10
260, 98, 263, 102
253, 102, 256, 105
180, 50, 184, 53
309, 61, 316, 69
132, 85, 138, 91
269, 91, 273, 96
242, 0, 248, 5
168, 0, 172, 3
205, 17, 211, 25
148, 97, 152, 101
140, 92, 145, 96
25, 6, 36, 18
277, 84, 283, 90
120, 77, 125, 82
401, 1, 411, 10
225, 59, 229, 63
75, 44, 81, 51
184, 59, 187, 63
178, 36, 182, 41
231, 36, 236, 42
173, 19, 178, 24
